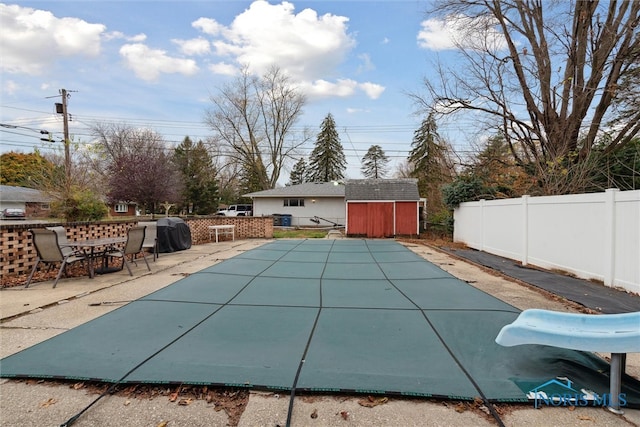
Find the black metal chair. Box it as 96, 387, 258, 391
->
138, 221, 158, 261
25, 228, 89, 288
46, 226, 74, 257
104, 226, 151, 276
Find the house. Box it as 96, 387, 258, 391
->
245, 179, 423, 237
0, 185, 53, 218
244, 182, 346, 227
345, 179, 422, 238
110, 201, 137, 217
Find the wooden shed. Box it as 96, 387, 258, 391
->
345, 179, 420, 238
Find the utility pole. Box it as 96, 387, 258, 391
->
60, 88, 71, 193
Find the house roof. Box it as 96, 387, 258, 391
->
345, 179, 420, 201
0, 185, 53, 203
244, 179, 420, 202
244, 182, 345, 198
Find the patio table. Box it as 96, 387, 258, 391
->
63, 237, 127, 277
208, 225, 235, 243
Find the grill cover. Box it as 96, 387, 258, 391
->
157, 217, 191, 253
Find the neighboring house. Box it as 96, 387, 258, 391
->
110, 201, 137, 217
0, 185, 53, 218
345, 179, 421, 238
244, 182, 346, 227
245, 179, 423, 237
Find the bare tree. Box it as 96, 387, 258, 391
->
415, 0, 640, 194
205, 66, 309, 190
91, 123, 182, 213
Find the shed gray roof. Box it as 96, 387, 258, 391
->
245, 182, 345, 198
0, 185, 53, 203
345, 179, 420, 201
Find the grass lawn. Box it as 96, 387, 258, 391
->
273, 229, 330, 239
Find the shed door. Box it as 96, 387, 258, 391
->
347, 202, 394, 238
347, 202, 368, 236
395, 202, 418, 235
368, 202, 394, 238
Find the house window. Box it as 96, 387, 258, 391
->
283, 198, 305, 207
114, 203, 128, 213
39, 203, 50, 210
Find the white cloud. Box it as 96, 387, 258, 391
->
303, 79, 358, 98
296, 79, 385, 100
104, 31, 125, 41
192, 17, 223, 35
359, 82, 385, 99
3, 80, 20, 95
119, 44, 199, 81
417, 14, 507, 51
357, 53, 375, 73
208, 62, 237, 76
0, 3, 106, 74
194, 1, 382, 99
104, 31, 146, 43
207, 1, 355, 79
128, 33, 147, 43
173, 37, 211, 55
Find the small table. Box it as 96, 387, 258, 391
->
65, 237, 127, 277
208, 225, 235, 243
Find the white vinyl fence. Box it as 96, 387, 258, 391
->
453, 189, 640, 294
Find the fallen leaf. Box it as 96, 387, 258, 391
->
577, 415, 594, 421
454, 402, 467, 413
568, 405, 576, 411
340, 410, 349, 420
358, 396, 388, 408
124, 400, 131, 406
40, 398, 57, 408
310, 408, 318, 419
169, 392, 179, 402
157, 421, 168, 427
178, 398, 192, 406
72, 382, 85, 390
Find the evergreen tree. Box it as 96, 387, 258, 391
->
408, 114, 455, 218
289, 158, 308, 185
173, 136, 219, 214
361, 145, 389, 179
308, 113, 346, 182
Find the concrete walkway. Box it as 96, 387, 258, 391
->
1, 238, 638, 427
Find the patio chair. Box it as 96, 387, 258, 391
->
138, 221, 158, 261
47, 226, 74, 257
104, 226, 151, 276
25, 228, 89, 288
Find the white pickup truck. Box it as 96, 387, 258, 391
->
216, 204, 253, 216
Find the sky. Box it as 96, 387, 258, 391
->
0, 0, 475, 182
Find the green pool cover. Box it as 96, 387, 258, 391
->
2, 240, 639, 407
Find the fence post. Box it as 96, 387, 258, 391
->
479, 199, 485, 251
522, 195, 529, 266
604, 188, 618, 288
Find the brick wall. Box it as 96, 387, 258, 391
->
0, 216, 273, 281
188, 216, 273, 243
